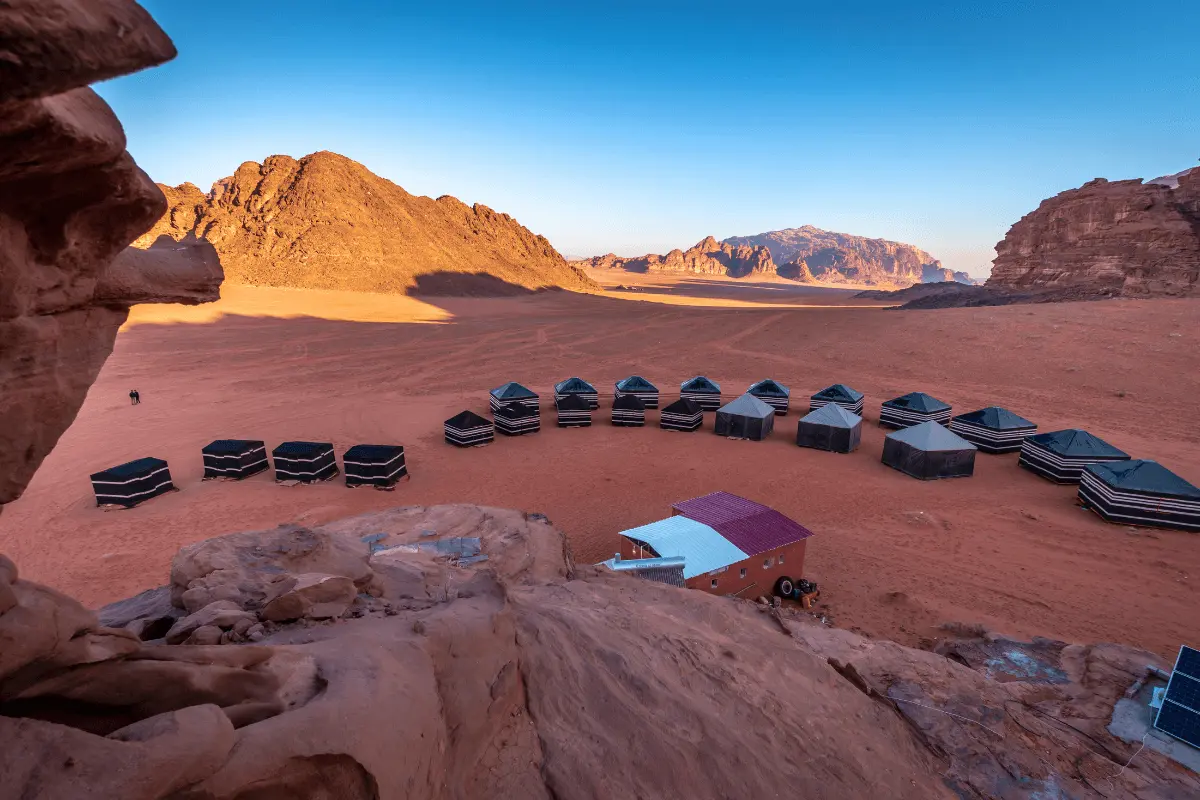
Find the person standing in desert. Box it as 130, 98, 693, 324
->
129, 389, 140, 405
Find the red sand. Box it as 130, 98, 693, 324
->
2, 282, 1198, 659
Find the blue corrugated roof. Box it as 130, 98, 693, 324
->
618, 516, 749, 579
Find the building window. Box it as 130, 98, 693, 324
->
778, 554, 784, 565
739, 568, 747, 579
763, 557, 772, 569
711, 578, 718, 588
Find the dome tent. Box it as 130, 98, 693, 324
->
614, 375, 658, 409
796, 404, 862, 453
680, 376, 722, 411
201, 439, 268, 480
489, 382, 539, 414
810, 384, 864, 415
880, 392, 951, 429
949, 407, 1037, 453
343, 444, 407, 488
1079, 460, 1200, 532
748, 379, 790, 415
1018, 429, 1130, 484
714, 393, 775, 441
611, 393, 646, 427
90, 457, 174, 507
444, 410, 494, 447
555, 394, 592, 427
881, 421, 976, 480
554, 377, 598, 409
660, 397, 703, 432
272, 441, 338, 483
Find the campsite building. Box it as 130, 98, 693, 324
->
810, 384, 864, 415
796, 404, 862, 453
881, 421, 976, 480
272, 442, 338, 483
555, 394, 593, 427
554, 377, 599, 409
949, 407, 1037, 453
680, 376, 722, 410
714, 393, 776, 440
489, 382, 539, 414
660, 397, 703, 432
611, 393, 647, 427
444, 410, 495, 447
748, 379, 790, 414
343, 444, 407, 488
1018, 429, 1130, 483
1079, 460, 1200, 532
880, 392, 952, 428
90, 457, 174, 507
495, 404, 540, 436
614, 375, 659, 408
201, 439, 268, 480
613, 492, 813, 597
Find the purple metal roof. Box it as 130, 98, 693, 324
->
671, 491, 813, 557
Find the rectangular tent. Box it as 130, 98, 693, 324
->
343, 444, 408, 488
201, 439, 268, 480
272, 441, 338, 483
90, 457, 174, 507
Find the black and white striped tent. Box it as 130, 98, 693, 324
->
680, 376, 722, 410
554, 377, 599, 409
615, 376, 659, 409
748, 379, 790, 414
1079, 460, 1200, 532
495, 403, 540, 436
611, 393, 646, 427
796, 403, 862, 453
489, 382, 539, 413
880, 392, 952, 429
660, 397, 703, 432
90, 457, 174, 507
714, 393, 775, 440
272, 441, 338, 483
444, 410, 495, 447
1018, 429, 1130, 484
882, 421, 976, 480
556, 394, 592, 428
343, 444, 407, 488
949, 407, 1037, 454
810, 384, 864, 415
201, 439, 268, 480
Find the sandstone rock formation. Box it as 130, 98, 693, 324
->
139, 152, 598, 295
0, 0, 222, 509
988, 169, 1200, 297
573, 235, 774, 278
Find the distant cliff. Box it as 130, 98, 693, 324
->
571, 236, 774, 278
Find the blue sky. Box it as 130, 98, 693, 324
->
100, 1, 1198, 278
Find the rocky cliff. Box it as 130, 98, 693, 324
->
987, 169, 1200, 296
573, 236, 774, 278
139, 153, 598, 295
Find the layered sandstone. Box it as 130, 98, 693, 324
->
574, 235, 774, 278
139, 153, 598, 295
987, 169, 1200, 296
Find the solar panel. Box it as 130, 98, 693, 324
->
1154, 645, 1200, 748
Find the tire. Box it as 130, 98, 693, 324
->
774, 577, 795, 598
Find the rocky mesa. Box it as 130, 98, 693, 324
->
573, 236, 775, 278
138, 152, 598, 295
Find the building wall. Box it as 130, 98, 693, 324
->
617, 536, 809, 597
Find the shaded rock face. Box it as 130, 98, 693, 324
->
988, 170, 1200, 297
140, 152, 599, 295
572, 235, 775, 278
0, 0, 222, 508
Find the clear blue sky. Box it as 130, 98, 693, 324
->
99, 1, 1199, 278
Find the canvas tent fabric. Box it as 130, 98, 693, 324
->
680, 376, 722, 410
949, 407, 1037, 453
615, 375, 659, 408
796, 404, 862, 453
880, 392, 952, 429
489, 382, 539, 413
611, 393, 646, 427
881, 421, 976, 480
272, 441, 338, 483
660, 397, 703, 432
672, 491, 814, 557
554, 377, 599, 409
618, 516, 750, 579
343, 444, 407, 488
201, 439, 268, 480
90, 457, 174, 507
810, 384, 865, 414
1079, 460, 1200, 532
748, 379, 790, 414
714, 393, 775, 440
444, 410, 494, 447
599, 555, 687, 588
1018, 429, 1130, 484
495, 403, 540, 436
555, 394, 592, 427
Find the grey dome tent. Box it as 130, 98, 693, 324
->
611, 393, 646, 427
343, 444, 407, 488
810, 384, 864, 415
660, 397, 703, 432
880, 392, 951, 429
554, 377, 598, 409
714, 393, 775, 440
272, 441, 338, 483
796, 404, 862, 453
556, 394, 592, 428
748, 379, 790, 414
615, 376, 658, 408
489, 382, 539, 414
680, 376, 722, 410
201, 439, 268, 480
1079, 460, 1200, 532
444, 411, 494, 447
949, 407, 1037, 453
91, 457, 174, 507
495, 403, 540, 436
1018, 429, 1129, 484
881, 421, 976, 480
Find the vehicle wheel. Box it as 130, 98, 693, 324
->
774, 576, 795, 597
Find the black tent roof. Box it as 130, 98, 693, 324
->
952, 407, 1035, 430
90, 457, 166, 481
749, 379, 790, 398
202, 439, 264, 455
681, 375, 721, 392
717, 393, 775, 420
661, 397, 703, 415
884, 392, 950, 413
445, 410, 491, 428
886, 421, 976, 453
812, 384, 863, 402
556, 394, 590, 411
490, 382, 538, 401
343, 444, 403, 462
1027, 429, 1127, 459
799, 404, 862, 428
273, 441, 332, 456
554, 377, 596, 394
613, 393, 646, 410
616, 375, 657, 392
1084, 460, 1200, 500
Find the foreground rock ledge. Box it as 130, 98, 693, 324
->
1, 504, 1194, 799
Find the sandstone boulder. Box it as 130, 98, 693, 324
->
165, 600, 259, 644
260, 573, 356, 622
